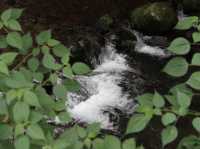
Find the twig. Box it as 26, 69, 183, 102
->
13, 52, 32, 70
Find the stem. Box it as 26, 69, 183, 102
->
41, 78, 49, 86
13, 52, 32, 70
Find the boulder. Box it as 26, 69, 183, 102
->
96, 14, 114, 33
115, 27, 137, 53
131, 2, 178, 34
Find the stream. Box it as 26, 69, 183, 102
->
67, 30, 170, 130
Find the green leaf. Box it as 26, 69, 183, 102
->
178, 107, 188, 116
192, 32, 200, 43
10, 8, 24, 20
54, 100, 66, 112
13, 102, 30, 123
29, 111, 43, 124
52, 138, 70, 149
41, 45, 49, 54
72, 62, 91, 75
161, 113, 177, 126
187, 71, 200, 90
175, 16, 198, 30
52, 44, 69, 57
0, 61, 9, 75
92, 139, 104, 149
1, 9, 12, 22
15, 135, 30, 149
47, 39, 60, 47
7, 19, 22, 31
153, 91, 165, 108
191, 53, 200, 66
36, 30, 51, 45
0, 21, 3, 29
63, 79, 80, 92
27, 57, 39, 72
0, 97, 8, 115
33, 72, 44, 82
167, 37, 190, 55
6, 32, 23, 49
49, 73, 58, 84
58, 111, 72, 123
163, 57, 188, 77
32, 48, 40, 56
0, 52, 18, 65
177, 91, 191, 108
61, 54, 70, 65
6, 90, 17, 105
104, 135, 121, 149
177, 135, 200, 149
15, 124, 25, 137
126, 114, 151, 134
170, 83, 193, 98
53, 84, 67, 100
24, 90, 41, 107
0, 36, 8, 48
122, 139, 136, 149
42, 53, 62, 70
161, 126, 178, 147
27, 124, 45, 140
192, 117, 200, 133
63, 66, 74, 78
0, 124, 13, 140
136, 93, 154, 107
35, 88, 55, 110
76, 126, 87, 139
22, 33, 33, 51
87, 123, 101, 139
5, 71, 33, 89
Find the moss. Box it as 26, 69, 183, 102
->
131, 2, 177, 34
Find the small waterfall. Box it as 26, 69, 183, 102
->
67, 29, 171, 130
68, 39, 135, 130
124, 28, 171, 58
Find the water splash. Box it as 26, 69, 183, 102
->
67, 28, 171, 129
133, 30, 171, 58
67, 41, 135, 130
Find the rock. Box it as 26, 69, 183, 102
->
182, 0, 200, 14
70, 33, 104, 67
96, 14, 114, 33
143, 35, 169, 48
131, 2, 178, 34
115, 28, 137, 53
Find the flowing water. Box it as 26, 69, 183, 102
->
67, 31, 170, 130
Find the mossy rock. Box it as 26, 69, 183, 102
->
96, 14, 114, 33
131, 2, 178, 34
182, 0, 200, 14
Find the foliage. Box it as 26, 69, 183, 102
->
0, 8, 146, 149
1, 7, 200, 149
125, 15, 200, 148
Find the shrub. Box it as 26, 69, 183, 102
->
126, 15, 200, 148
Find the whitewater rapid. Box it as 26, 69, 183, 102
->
67, 31, 170, 129
67, 41, 134, 129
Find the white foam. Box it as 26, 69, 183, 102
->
133, 30, 170, 58
135, 44, 169, 57
68, 42, 134, 129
